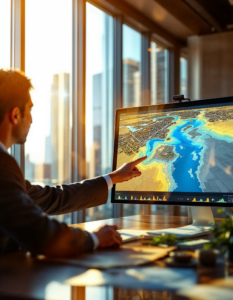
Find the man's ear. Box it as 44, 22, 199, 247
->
9, 107, 21, 125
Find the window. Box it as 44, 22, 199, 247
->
180, 57, 188, 97
122, 25, 143, 216
85, 3, 114, 221
0, 0, 11, 69
25, 0, 72, 224
122, 25, 142, 108
150, 41, 168, 105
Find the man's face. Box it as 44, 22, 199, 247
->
13, 92, 33, 144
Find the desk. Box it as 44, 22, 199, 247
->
0, 215, 232, 300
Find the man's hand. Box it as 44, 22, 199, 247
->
108, 156, 147, 184
93, 225, 122, 248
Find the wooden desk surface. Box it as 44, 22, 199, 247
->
70, 214, 190, 232
0, 215, 231, 300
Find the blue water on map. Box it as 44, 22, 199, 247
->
172, 120, 203, 192
144, 118, 204, 192
127, 124, 148, 132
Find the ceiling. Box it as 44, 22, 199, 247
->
92, 0, 233, 46
124, 0, 233, 43
189, 0, 233, 31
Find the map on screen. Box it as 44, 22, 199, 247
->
116, 105, 233, 194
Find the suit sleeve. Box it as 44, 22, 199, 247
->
26, 176, 109, 215
0, 154, 95, 257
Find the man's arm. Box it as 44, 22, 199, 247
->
26, 156, 147, 216
26, 176, 108, 215
0, 153, 121, 257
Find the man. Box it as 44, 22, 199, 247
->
0, 69, 146, 257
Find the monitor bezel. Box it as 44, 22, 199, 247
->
111, 96, 233, 207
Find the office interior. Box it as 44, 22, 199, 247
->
1, 0, 233, 298
1, 0, 233, 223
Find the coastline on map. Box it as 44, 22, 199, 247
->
116, 144, 173, 192
203, 120, 233, 142
143, 141, 178, 192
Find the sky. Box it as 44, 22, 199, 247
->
0, 0, 11, 68
25, 0, 72, 163
123, 24, 141, 62
0, 0, 143, 165
86, 3, 105, 157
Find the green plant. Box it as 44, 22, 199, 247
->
203, 208, 233, 253
150, 233, 190, 246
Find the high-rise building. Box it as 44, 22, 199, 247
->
180, 57, 188, 97
45, 135, 51, 164
89, 72, 102, 177
25, 154, 35, 182
133, 71, 141, 107
34, 163, 51, 183
51, 73, 71, 184
156, 50, 167, 103
123, 59, 139, 107
151, 43, 168, 105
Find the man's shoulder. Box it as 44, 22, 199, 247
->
0, 150, 24, 184
0, 149, 18, 168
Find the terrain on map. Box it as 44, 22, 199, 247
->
116, 106, 233, 193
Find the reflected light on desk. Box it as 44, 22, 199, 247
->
45, 281, 70, 300
65, 269, 107, 286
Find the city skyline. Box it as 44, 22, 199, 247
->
123, 59, 141, 107
51, 73, 71, 184
25, 72, 71, 186
25, 44, 171, 184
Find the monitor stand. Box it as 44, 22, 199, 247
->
187, 206, 215, 226
146, 206, 215, 238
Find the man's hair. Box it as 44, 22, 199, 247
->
0, 69, 33, 123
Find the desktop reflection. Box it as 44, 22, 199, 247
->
115, 288, 173, 300
68, 287, 178, 300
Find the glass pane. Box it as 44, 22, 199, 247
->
122, 25, 143, 217
25, 0, 72, 224
0, 0, 11, 69
85, 3, 114, 221
180, 57, 188, 97
122, 25, 142, 108
150, 41, 168, 105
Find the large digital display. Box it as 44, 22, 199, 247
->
112, 99, 233, 206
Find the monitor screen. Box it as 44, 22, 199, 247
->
111, 97, 233, 207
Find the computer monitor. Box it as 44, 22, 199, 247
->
111, 96, 233, 228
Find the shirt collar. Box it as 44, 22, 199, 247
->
0, 142, 8, 153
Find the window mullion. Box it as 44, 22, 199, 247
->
141, 32, 151, 106
112, 14, 123, 218
10, 0, 25, 174
71, 0, 86, 224
141, 32, 151, 215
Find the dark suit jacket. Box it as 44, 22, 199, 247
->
0, 149, 108, 257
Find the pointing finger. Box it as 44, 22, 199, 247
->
131, 156, 147, 166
